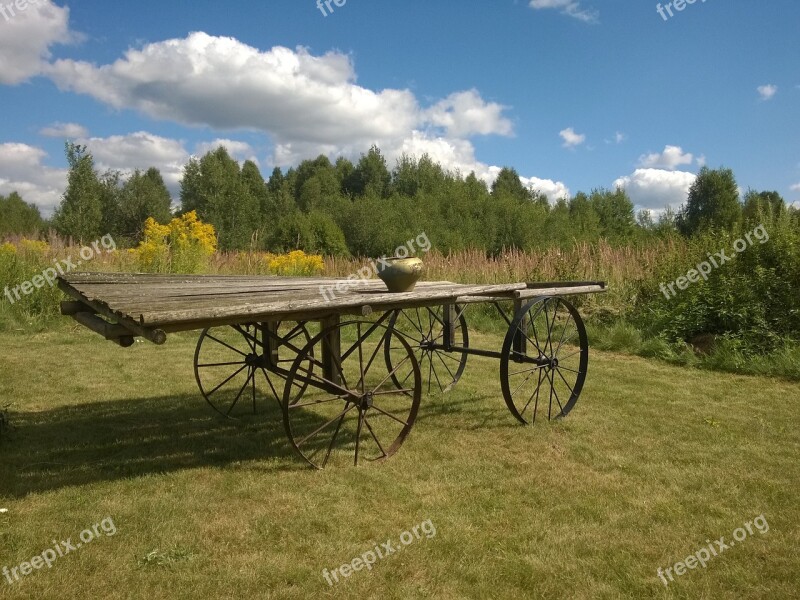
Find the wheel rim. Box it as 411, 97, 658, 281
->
194, 322, 313, 419
500, 297, 588, 425
282, 319, 421, 469
385, 305, 468, 394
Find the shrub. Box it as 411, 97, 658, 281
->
133, 211, 217, 273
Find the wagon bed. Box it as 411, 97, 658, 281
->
58, 272, 606, 468
58, 272, 604, 344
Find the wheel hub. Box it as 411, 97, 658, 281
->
419, 337, 434, 351
359, 391, 374, 411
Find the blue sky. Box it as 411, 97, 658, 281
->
0, 0, 798, 216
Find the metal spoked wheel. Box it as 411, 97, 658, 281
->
282, 318, 422, 469
500, 297, 588, 425
385, 305, 469, 394
194, 321, 313, 419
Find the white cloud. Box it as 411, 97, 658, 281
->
638, 145, 694, 170
613, 168, 696, 211
520, 175, 570, 201
528, 0, 598, 23
0, 143, 67, 214
0, 0, 78, 85
790, 183, 800, 192
559, 127, 586, 148
423, 90, 513, 138
45, 34, 518, 162
42, 33, 566, 203
46, 34, 419, 146
39, 122, 88, 138
389, 131, 569, 202
757, 84, 778, 101
76, 132, 190, 195
194, 139, 259, 165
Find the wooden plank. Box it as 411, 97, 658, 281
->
70, 312, 135, 348
515, 284, 606, 299
133, 283, 528, 326
57, 273, 607, 344
57, 280, 168, 345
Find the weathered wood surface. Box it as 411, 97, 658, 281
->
57, 273, 605, 340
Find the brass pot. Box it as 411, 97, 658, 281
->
376, 257, 424, 293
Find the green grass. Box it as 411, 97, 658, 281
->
0, 327, 798, 599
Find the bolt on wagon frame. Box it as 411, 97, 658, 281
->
58, 273, 605, 469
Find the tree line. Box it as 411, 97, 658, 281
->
3, 142, 796, 255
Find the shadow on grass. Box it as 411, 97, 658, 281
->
0, 386, 529, 499
0, 394, 300, 499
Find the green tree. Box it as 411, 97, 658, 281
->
179, 147, 259, 250
116, 168, 172, 241
742, 190, 785, 225
589, 188, 636, 242
569, 192, 602, 242
677, 166, 742, 236
295, 155, 341, 213
241, 160, 268, 215
0, 192, 44, 236
52, 143, 103, 242
98, 170, 122, 238
348, 146, 391, 198
491, 167, 530, 202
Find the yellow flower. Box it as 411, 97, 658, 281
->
268, 250, 324, 276
133, 211, 217, 273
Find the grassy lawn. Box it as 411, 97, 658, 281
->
0, 325, 798, 599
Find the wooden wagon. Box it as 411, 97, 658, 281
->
58, 273, 605, 468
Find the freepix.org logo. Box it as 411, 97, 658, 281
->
656, 0, 708, 22
0, 0, 48, 23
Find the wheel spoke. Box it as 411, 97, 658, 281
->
354, 409, 365, 466
435, 352, 456, 381
198, 360, 248, 368
296, 404, 357, 448
251, 367, 257, 413
401, 309, 425, 337
371, 353, 414, 394
370, 404, 411, 427
558, 349, 582, 362
550, 371, 565, 415
322, 406, 349, 468
371, 388, 416, 396
364, 417, 388, 458
288, 395, 348, 409
207, 364, 248, 397
509, 366, 538, 399
508, 364, 547, 377
555, 367, 576, 398
226, 368, 254, 416
259, 366, 279, 397
360, 326, 391, 387
519, 368, 545, 421
554, 312, 574, 357
205, 334, 248, 357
